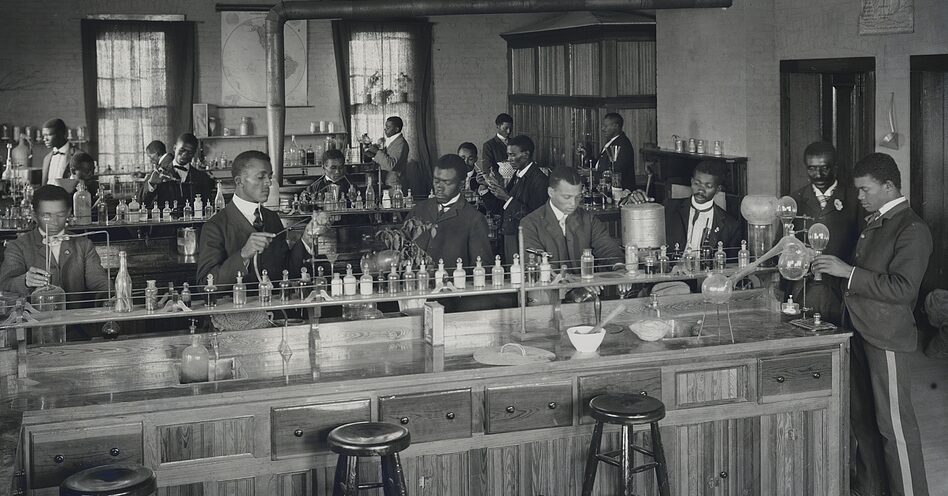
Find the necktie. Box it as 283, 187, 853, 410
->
865, 212, 880, 226
558, 216, 567, 236
690, 203, 713, 229
816, 191, 830, 209
253, 208, 265, 232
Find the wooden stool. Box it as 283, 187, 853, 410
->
60, 463, 156, 496
328, 421, 411, 496
581, 394, 670, 496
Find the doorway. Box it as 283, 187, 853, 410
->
910, 54, 948, 293
779, 58, 876, 195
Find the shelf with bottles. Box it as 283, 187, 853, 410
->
201, 132, 347, 140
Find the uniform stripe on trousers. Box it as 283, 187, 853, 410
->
886, 350, 914, 496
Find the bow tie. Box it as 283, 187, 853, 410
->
174, 165, 188, 172
52, 150, 64, 156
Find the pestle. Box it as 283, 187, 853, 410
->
582, 303, 627, 334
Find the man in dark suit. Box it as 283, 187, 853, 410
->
664, 160, 741, 259
141, 133, 215, 215
40, 118, 77, 186
788, 142, 861, 325
485, 135, 550, 262
306, 148, 355, 198
813, 153, 931, 496
595, 112, 637, 193
407, 154, 492, 268
473, 113, 513, 215
522, 166, 623, 269
145, 140, 167, 169
196, 150, 312, 287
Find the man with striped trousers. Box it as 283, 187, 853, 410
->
813, 152, 930, 496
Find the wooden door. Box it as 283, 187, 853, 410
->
910, 55, 948, 294
759, 409, 830, 496
670, 418, 758, 496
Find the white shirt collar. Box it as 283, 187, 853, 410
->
56, 142, 70, 155
496, 133, 508, 142
549, 201, 568, 222
384, 132, 403, 146
812, 180, 838, 198
516, 162, 534, 178
877, 196, 907, 217
601, 134, 621, 152
690, 196, 715, 211
231, 193, 261, 226
439, 192, 462, 208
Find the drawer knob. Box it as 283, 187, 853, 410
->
54, 455, 64, 464
400, 417, 410, 425
548, 402, 557, 409
505, 406, 515, 413
640, 390, 648, 396
812, 372, 822, 379
445, 412, 456, 420
109, 448, 121, 457
720, 471, 728, 479
775, 376, 786, 383
294, 429, 304, 437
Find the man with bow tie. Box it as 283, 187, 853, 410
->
812, 153, 931, 496
306, 148, 355, 197
141, 133, 214, 214
41, 118, 77, 185
0, 185, 109, 341
485, 134, 550, 262
787, 142, 860, 325
663, 161, 741, 260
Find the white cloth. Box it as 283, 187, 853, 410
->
438, 193, 461, 212
812, 180, 838, 209
231, 193, 261, 227
595, 134, 621, 168
46, 143, 71, 184
685, 196, 715, 251
39, 229, 65, 262
502, 162, 535, 210
550, 201, 568, 236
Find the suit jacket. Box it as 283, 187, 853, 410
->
502, 163, 550, 235
196, 202, 308, 287
472, 136, 509, 215
307, 175, 355, 197
664, 197, 742, 257
141, 160, 216, 209
41, 144, 77, 185
408, 198, 493, 267
844, 202, 932, 352
595, 132, 636, 192
0, 229, 109, 307
521, 202, 623, 268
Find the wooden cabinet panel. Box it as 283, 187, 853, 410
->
270, 399, 370, 459
578, 369, 662, 424
30, 422, 143, 489
158, 416, 254, 463
379, 388, 472, 443
485, 382, 572, 434
469, 445, 520, 496
156, 482, 204, 496
760, 409, 829, 496
675, 365, 750, 408
511, 48, 536, 94
401, 451, 472, 496
570, 42, 600, 96
671, 418, 759, 496
538, 45, 567, 95
759, 352, 833, 401
615, 41, 657, 95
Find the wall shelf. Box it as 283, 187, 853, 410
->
202, 132, 347, 140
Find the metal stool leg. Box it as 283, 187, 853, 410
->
581, 421, 605, 496
332, 455, 360, 496
651, 422, 671, 496
381, 452, 408, 496
621, 424, 634, 496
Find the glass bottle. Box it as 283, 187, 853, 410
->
644, 251, 656, 275
214, 180, 226, 213
114, 250, 133, 312
127, 196, 140, 223
279, 269, 291, 302
714, 241, 726, 271
580, 249, 595, 279
180, 320, 209, 384
116, 200, 128, 224
183, 200, 193, 220
658, 245, 670, 274
330, 270, 343, 297
97, 200, 108, 225
738, 240, 750, 268
314, 266, 327, 300
151, 202, 160, 223
381, 189, 392, 209
539, 253, 552, 284
388, 263, 400, 293
405, 189, 414, 208
403, 261, 416, 292
343, 264, 357, 296
701, 242, 713, 271
348, 184, 359, 207
172, 200, 180, 219
139, 204, 148, 223
193, 194, 204, 219
298, 267, 311, 300
354, 192, 364, 210
417, 262, 430, 291
491, 255, 505, 287
162, 202, 172, 222
625, 245, 639, 275
510, 254, 523, 285
434, 259, 447, 286
525, 253, 538, 285
166, 281, 180, 307
359, 268, 373, 296
473, 256, 486, 288
204, 274, 217, 308
180, 282, 192, 308
392, 188, 404, 209
233, 271, 247, 307
144, 279, 159, 313
453, 258, 467, 289
259, 269, 273, 305
72, 181, 92, 224
364, 178, 377, 209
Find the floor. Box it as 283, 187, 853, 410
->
911, 350, 948, 492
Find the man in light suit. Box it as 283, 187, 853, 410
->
40, 118, 77, 186
813, 153, 931, 496
366, 116, 431, 198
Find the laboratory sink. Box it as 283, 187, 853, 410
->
172, 357, 246, 386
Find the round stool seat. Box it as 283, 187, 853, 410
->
328, 421, 411, 457
589, 394, 666, 425
60, 463, 156, 496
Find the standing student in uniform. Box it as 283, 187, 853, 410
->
485, 135, 549, 262
812, 152, 931, 496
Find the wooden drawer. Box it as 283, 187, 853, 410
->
379, 389, 472, 443
30, 423, 143, 489
271, 399, 370, 460
485, 382, 572, 434
578, 369, 662, 424
759, 352, 833, 401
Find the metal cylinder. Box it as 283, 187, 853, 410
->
621, 203, 666, 249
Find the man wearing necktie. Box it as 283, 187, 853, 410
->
663, 161, 741, 260
41, 118, 77, 186
485, 134, 550, 262
474, 113, 514, 216
812, 153, 931, 496
141, 133, 215, 215
787, 142, 861, 325
306, 148, 356, 197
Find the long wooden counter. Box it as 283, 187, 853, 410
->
1, 290, 851, 495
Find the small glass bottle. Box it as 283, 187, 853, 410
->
658, 245, 670, 274
151, 202, 160, 223
116, 199, 128, 223
644, 251, 656, 275
738, 240, 750, 268
162, 202, 173, 222
525, 254, 538, 285
298, 267, 311, 300
354, 192, 364, 210
183, 200, 194, 220
139, 204, 148, 223
172, 200, 179, 219
180, 282, 192, 308
491, 255, 505, 287
167, 281, 180, 306
364, 179, 376, 209
193, 194, 205, 219
434, 259, 447, 286
114, 250, 133, 312
343, 264, 357, 295
233, 271, 247, 307
259, 269, 273, 305
214, 180, 226, 212
403, 262, 416, 292
359, 269, 374, 296
473, 256, 486, 288
388, 263, 400, 293
539, 253, 552, 284
392, 188, 404, 209
279, 269, 292, 302
417, 262, 430, 291
330, 270, 343, 297
381, 189, 392, 208
714, 241, 726, 271
127, 196, 141, 223
405, 189, 414, 208
625, 245, 639, 275
453, 258, 467, 289
180, 320, 209, 384
144, 279, 159, 313
701, 242, 713, 271
98, 200, 109, 225
314, 266, 327, 299
204, 274, 217, 308
510, 254, 523, 285
580, 249, 595, 279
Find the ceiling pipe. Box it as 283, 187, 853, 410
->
265, 0, 732, 205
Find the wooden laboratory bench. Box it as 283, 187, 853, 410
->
1, 289, 850, 495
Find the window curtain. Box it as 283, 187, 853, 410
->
81, 20, 194, 169
332, 20, 435, 175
